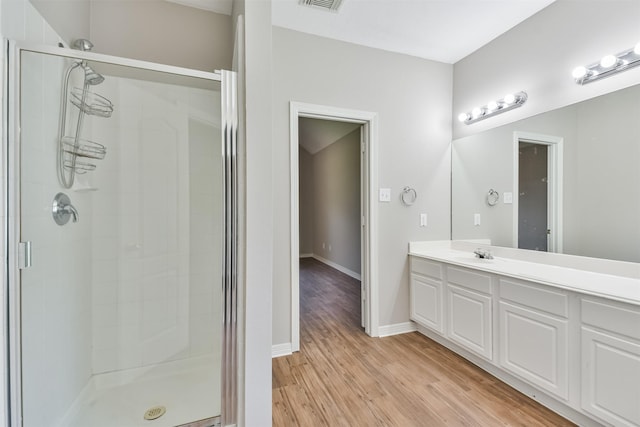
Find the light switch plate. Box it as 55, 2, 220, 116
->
420, 213, 427, 227
474, 213, 481, 226
503, 192, 513, 204
379, 188, 391, 202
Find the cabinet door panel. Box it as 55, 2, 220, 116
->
447, 284, 492, 360
499, 301, 568, 400
582, 327, 640, 427
410, 275, 443, 333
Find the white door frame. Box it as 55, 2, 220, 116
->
512, 131, 564, 253
290, 102, 379, 352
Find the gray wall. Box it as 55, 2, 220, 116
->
453, 0, 640, 139
90, 1, 232, 72
29, 0, 233, 71
312, 129, 361, 274
298, 146, 314, 255
301, 128, 361, 275
272, 27, 453, 346
29, 0, 90, 43
452, 121, 522, 247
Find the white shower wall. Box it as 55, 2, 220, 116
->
88, 77, 222, 374
0, 0, 68, 418
20, 53, 93, 427
188, 118, 223, 357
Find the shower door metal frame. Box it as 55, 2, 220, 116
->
3, 40, 238, 427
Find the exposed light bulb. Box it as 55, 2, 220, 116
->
458, 113, 469, 122
471, 107, 483, 119
635, 41, 640, 55
600, 54, 617, 68
572, 66, 588, 79
503, 93, 516, 105
487, 101, 499, 111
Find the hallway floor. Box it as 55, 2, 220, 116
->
272, 257, 575, 426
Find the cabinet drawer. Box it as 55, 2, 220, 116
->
411, 257, 443, 280
499, 278, 568, 318
582, 298, 640, 341
447, 266, 492, 295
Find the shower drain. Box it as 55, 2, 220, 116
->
143, 406, 166, 421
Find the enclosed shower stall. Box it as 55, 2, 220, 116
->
6, 41, 237, 427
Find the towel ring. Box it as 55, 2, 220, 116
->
401, 187, 417, 206
487, 189, 500, 206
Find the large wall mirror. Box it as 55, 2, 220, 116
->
452, 83, 640, 263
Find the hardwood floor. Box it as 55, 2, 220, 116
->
272, 258, 576, 426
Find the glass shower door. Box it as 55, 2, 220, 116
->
14, 44, 231, 427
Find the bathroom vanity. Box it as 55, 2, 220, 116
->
409, 241, 640, 427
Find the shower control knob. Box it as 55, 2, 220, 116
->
52, 192, 79, 225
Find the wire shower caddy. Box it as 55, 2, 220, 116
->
57, 62, 113, 189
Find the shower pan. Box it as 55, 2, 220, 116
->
5, 41, 237, 427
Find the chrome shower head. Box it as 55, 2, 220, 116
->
73, 39, 94, 52
82, 64, 104, 85
70, 39, 104, 85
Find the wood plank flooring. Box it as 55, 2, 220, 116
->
272, 257, 576, 426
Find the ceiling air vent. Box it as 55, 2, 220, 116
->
299, 0, 343, 12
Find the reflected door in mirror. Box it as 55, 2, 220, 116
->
519, 142, 548, 251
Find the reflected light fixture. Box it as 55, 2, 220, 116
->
458, 91, 528, 125
572, 41, 640, 84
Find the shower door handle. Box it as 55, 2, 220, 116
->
18, 241, 32, 269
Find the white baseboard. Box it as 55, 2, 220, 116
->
378, 321, 417, 337
312, 254, 361, 281
272, 343, 293, 358
299, 253, 313, 258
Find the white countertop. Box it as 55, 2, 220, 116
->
409, 241, 640, 306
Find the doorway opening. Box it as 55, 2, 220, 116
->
298, 117, 362, 311
513, 131, 563, 253
290, 102, 378, 352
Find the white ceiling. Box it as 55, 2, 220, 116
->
273, 0, 556, 64
299, 118, 360, 154
164, 0, 555, 63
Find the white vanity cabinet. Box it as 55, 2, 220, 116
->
410, 257, 444, 334
445, 267, 493, 360
580, 298, 640, 427
409, 243, 640, 427
498, 278, 569, 401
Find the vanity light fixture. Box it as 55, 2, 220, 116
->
458, 91, 528, 125
572, 41, 640, 85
